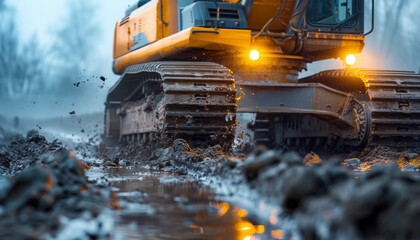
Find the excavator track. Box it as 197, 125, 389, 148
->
359, 70, 420, 147
299, 69, 420, 149
106, 61, 236, 147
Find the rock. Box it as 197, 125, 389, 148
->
303, 152, 322, 166
379, 193, 420, 238
297, 197, 359, 240
1, 166, 54, 212
0, 148, 109, 239
257, 163, 286, 182
343, 178, 387, 222
316, 160, 349, 187
0, 133, 64, 175
243, 150, 281, 180
280, 166, 325, 211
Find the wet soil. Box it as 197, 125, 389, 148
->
0, 133, 115, 239
87, 167, 278, 240
100, 140, 420, 240
2, 124, 420, 239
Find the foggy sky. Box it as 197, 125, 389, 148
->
1, 0, 135, 119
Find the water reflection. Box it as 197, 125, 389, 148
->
87, 167, 285, 240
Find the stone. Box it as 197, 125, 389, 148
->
280, 166, 325, 211
243, 150, 281, 180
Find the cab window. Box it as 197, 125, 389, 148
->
307, 0, 355, 25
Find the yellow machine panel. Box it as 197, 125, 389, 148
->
112, 0, 365, 74
113, 27, 252, 74
246, 0, 298, 31
113, 0, 178, 59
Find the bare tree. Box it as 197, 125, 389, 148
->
381, 1, 408, 63
0, 0, 10, 97
367, 0, 412, 69
0, 1, 46, 100
51, 0, 100, 96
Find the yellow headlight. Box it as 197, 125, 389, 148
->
345, 54, 356, 66
249, 50, 260, 61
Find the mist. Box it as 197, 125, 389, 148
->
302, 0, 420, 76
0, 0, 134, 120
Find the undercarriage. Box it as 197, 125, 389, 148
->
105, 57, 420, 152
105, 61, 236, 147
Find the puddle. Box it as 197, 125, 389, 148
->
87, 167, 285, 240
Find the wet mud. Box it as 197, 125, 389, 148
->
87, 167, 278, 240
101, 139, 420, 239
0, 133, 115, 239
2, 127, 420, 239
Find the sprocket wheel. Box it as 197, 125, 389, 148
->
344, 100, 372, 149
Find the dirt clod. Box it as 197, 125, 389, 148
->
0, 133, 113, 239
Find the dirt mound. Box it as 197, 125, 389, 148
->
242, 150, 420, 239
0, 134, 115, 239
0, 132, 64, 175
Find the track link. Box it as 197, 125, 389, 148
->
300, 69, 420, 148
106, 62, 236, 147
161, 62, 236, 146
359, 70, 420, 147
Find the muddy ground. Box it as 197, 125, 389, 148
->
98, 140, 420, 240
0, 131, 119, 239
1, 117, 420, 239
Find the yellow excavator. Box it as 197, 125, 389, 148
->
105, 0, 420, 151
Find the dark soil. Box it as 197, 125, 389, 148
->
100, 139, 420, 239
0, 132, 115, 239
2, 127, 420, 239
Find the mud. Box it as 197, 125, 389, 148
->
2, 127, 420, 239
86, 167, 277, 240
244, 151, 420, 239
0, 132, 64, 175
0, 133, 114, 239
101, 139, 420, 239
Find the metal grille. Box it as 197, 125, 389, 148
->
208, 8, 240, 19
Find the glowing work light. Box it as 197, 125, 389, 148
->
249, 50, 260, 61
345, 54, 356, 66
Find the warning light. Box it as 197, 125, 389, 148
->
345, 54, 356, 66
249, 50, 260, 61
